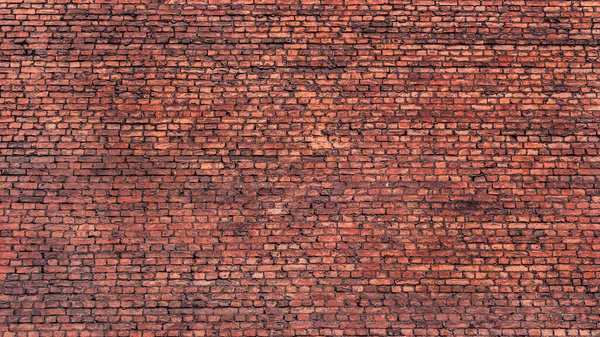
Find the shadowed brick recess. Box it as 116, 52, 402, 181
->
1, 0, 600, 336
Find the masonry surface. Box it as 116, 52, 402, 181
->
1, 0, 600, 336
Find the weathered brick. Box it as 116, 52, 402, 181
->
0, 0, 599, 336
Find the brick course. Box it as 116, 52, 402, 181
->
1, 0, 600, 336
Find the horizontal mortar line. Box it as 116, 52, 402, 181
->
9, 65, 598, 71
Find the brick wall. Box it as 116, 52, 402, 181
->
1, 1, 600, 336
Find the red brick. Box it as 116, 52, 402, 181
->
0, 1, 598, 336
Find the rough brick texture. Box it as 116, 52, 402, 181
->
1, 0, 600, 336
